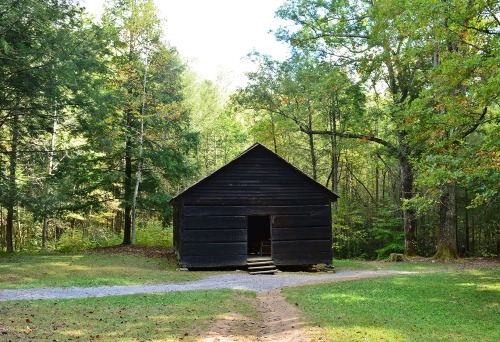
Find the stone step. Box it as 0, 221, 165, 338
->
246, 260, 275, 266
247, 256, 273, 262
247, 257, 277, 275
249, 269, 277, 275
248, 265, 276, 271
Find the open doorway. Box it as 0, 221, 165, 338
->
247, 216, 271, 256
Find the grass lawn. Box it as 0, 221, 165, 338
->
333, 258, 476, 272
0, 251, 213, 289
0, 289, 258, 341
283, 267, 500, 341
332, 259, 379, 270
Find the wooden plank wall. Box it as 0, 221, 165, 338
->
272, 205, 332, 265
177, 146, 333, 268
179, 212, 248, 267
179, 204, 332, 267
181, 147, 331, 206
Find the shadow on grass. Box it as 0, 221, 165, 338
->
283, 268, 500, 341
0, 252, 211, 289
0, 290, 257, 341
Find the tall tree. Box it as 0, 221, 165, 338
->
237, 51, 365, 187
102, 0, 163, 245
0, 0, 105, 251
402, 0, 500, 258
93, 0, 195, 244
183, 74, 246, 176
273, 0, 430, 255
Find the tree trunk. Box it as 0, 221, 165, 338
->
434, 183, 458, 259
270, 113, 278, 154
400, 154, 418, 256
6, 112, 19, 253
308, 132, 317, 181
131, 142, 141, 246
131, 56, 149, 246
42, 110, 57, 249
123, 115, 133, 245
465, 188, 470, 253
307, 110, 317, 181
329, 103, 339, 211
42, 216, 49, 249
0, 205, 4, 251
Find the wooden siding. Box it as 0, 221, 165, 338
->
181, 255, 248, 268
180, 147, 332, 206
183, 205, 330, 217
183, 216, 247, 229
182, 229, 247, 242
174, 144, 335, 268
179, 206, 332, 267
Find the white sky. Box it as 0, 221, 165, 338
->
81, 0, 290, 89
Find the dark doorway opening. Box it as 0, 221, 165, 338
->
247, 216, 271, 256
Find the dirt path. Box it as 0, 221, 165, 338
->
198, 289, 310, 342
196, 258, 500, 341
197, 271, 408, 342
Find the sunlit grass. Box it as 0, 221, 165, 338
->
333, 259, 379, 270
0, 252, 213, 289
0, 290, 258, 341
283, 267, 500, 341
333, 257, 482, 272
323, 325, 407, 341
284, 268, 500, 341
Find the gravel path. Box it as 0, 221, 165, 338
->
0, 270, 411, 301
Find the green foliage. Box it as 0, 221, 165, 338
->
183, 73, 247, 177
134, 221, 173, 248
55, 228, 122, 253
56, 232, 94, 253
263, 0, 500, 258
372, 206, 404, 259
332, 205, 369, 259
283, 268, 500, 341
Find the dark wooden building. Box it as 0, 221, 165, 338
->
169, 143, 338, 268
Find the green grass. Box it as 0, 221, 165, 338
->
333, 258, 474, 272
283, 267, 500, 341
0, 289, 258, 341
0, 252, 212, 289
333, 259, 379, 270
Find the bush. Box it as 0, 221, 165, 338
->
135, 222, 173, 248
55, 228, 121, 252
56, 232, 94, 252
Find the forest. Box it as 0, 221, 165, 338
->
1, 0, 499, 259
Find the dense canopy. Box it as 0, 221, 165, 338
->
1, 0, 498, 258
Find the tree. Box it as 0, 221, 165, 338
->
0, 0, 106, 251
272, 0, 431, 256
401, 0, 500, 258
101, 0, 163, 245
237, 51, 365, 187
94, 0, 195, 244
272, 0, 500, 258
183, 73, 247, 176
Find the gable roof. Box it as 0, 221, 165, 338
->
169, 143, 339, 203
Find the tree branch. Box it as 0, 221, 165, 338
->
345, 162, 376, 203
298, 126, 400, 157
457, 106, 488, 142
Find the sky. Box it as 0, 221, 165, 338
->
82, 0, 290, 89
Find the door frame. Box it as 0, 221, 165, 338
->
246, 215, 272, 256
